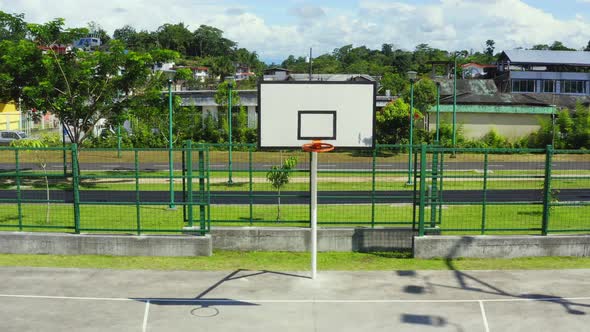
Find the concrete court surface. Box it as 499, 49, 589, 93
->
1, 267, 590, 331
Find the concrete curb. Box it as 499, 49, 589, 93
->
0, 232, 212, 257
414, 235, 590, 258
210, 227, 414, 252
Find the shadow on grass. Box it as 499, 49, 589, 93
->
368, 251, 413, 259
210, 182, 248, 188
0, 215, 18, 224
517, 211, 542, 216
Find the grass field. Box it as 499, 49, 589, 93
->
1, 203, 588, 235
1, 252, 590, 271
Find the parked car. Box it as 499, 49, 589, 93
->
0, 130, 27, 146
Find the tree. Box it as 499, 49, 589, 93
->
376, 98, 422, 144
156, 23, 192, 54
0, 11, 27, 41
485, 40, 495, 56
585, 40, 590, 52
570, 103, 590, 148
531, 44, 550, 50
266, 156, 298, 221
0, 39, 46, 104
556, 109, 574, 146
549, 41, 575, 51
381, 43, 394, 57
192, 25, 236, 57
411, 78, 437, 114
113, 25, 137, 47
24, 38, 155, 146
380, 72, 408, 96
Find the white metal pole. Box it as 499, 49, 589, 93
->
310, 151, 318, 280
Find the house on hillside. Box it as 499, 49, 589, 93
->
173, 66, 210, 82
235, 64, 255, 81
263, 67, 291, 81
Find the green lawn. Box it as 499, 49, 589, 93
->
1, 252, 590, 271
1, 203, 589, 235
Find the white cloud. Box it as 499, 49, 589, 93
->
2, 0, 590, 62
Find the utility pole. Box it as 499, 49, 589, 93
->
452, 56, 457, 157
309, 48, 313, 81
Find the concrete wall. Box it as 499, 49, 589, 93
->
210, 227, 414, 252
0, 232, 212, 256
414, 235, 590, 259
429, 112, 546, 139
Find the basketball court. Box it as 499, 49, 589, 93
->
1, 267, 590, 331
3, 79, 588, 332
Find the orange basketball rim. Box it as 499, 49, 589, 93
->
302, 140, 335, 153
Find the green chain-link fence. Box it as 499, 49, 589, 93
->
0, 144, 210, 234
415, 145, 590, 236
1, 143, 589, 236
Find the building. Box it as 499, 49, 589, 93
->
72, 36, 102, 51
428, 79, 556, 139
0, 102, 20, 130
262, 69, 377, 83
235, 64, 255, 81
496, 50, 590, 107
263, 68, 291, 81
172, 66, 210, 82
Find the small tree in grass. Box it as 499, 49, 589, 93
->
266, 156, 298, 221
11, 137, 50, 223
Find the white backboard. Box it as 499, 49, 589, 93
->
258, 82, 376, 149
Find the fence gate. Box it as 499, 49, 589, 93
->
411, 145, 443, 238
181, 141, 210, 234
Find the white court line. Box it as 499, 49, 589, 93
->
1, 293, 590, 304
142, 300, 150, 332
479, 301, 490, 332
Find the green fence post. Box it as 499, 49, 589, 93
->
249, 145, 253, 226
182, 144, 187, 223
430, 147, 438, 228
371, 146, 377, 228
418, 144, 427, 236
186, 140, 194, 229
71, 144, 81, 234
15, 149, 22, 231
438, 151, 444, 226
134, 150, 141, 235
481, 151, 489, 235
199, 148, 206, 233
541, 145, 554, 236
206, 146, 211, 232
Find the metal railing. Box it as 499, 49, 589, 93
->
1, 143, 589, 236
415, 144, 590, 236
0, 144, 210, 234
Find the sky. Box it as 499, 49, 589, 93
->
2, 0, 590, 63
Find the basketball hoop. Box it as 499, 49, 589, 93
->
302, 140, 335, 153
